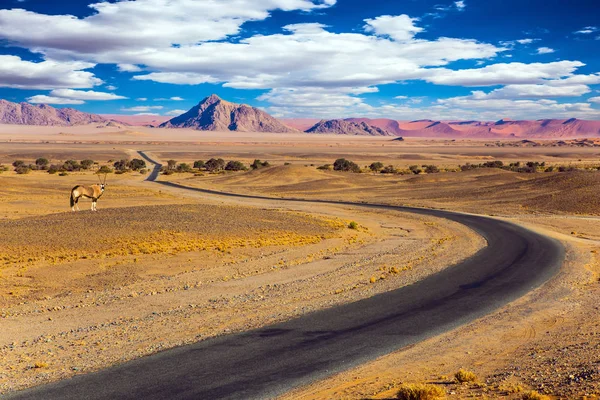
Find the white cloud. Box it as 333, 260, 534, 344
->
574, 26, 597, 34
395, 95, 408, 99
154, 96, 185, 101
589, 96, 600, 103
133, 72, 219, 85
120, 105, 164, 112
50, 89, 127, 101
516, 38, 537, 44
166, 109, 187, 116
536, 47, 555, 54
424, 61, 585, 86
118, 64, 142, 72
363, 15, 424, 41
105, 85, 118, 91
0, 55, 101, 89
454, 1, 466, 11
27, 95, 84, 105
136, 97, 148, 101
170, 96, 184, 101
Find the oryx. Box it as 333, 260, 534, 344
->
70, 174, 107, 212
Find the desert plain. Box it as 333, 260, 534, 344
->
0, 125, 599, 399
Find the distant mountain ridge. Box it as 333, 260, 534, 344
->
0, 99, 107, 126
160, 94, 297, 132
345, 118, 600, 138
305, 119, 394, 136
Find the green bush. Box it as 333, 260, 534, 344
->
369, 162, 384, 172
97, 165, 113, 174
15, 165, 31, 174
317, 164, 332, 170
205, 158, 226, 172
381, 165, 397, 174
80, 159, 95, 170
63, 160, 81, 171
176, 163, 193, 172
12, 160, 25, 168
333, 158, 360, 173
113, 159, 128, 172
35, 158, 49, 169
193, 160, 205, 169
251, 159, 270, 169
424, 165, 440, 174
225, 160, 247, 171
127, 158, 146, 171
348, 221, 358, 230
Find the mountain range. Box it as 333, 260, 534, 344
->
1, 96, 599, 138
0, 99, 107, 126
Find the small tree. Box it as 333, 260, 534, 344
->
250, 159, 270, 170
380, 165, 397, 174
15, 165, 31, 174
62, 160, 81, 171
176, 163, 193, 172
369, 162, 384, 172
113, 159, 128, 172
47, 164, 61, 174
127, 158, 146, 171
97, 165, 114, 174
80, 159, 95, 170
333, 158, 361, 173
205, 158, 226, 172
167, 159, 178, 171
12, 160, 25, 168
193, 160, 205, 170
35, 158, 49, 169
424, 165, 440, 174
225, 160, 247, 171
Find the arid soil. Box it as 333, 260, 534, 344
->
1, 136, 599, 399
0, 167, 481, 394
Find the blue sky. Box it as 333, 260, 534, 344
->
0, 0, 598, 120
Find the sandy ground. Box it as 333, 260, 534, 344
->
0, 134, 599, 398
0, 169, 482, 394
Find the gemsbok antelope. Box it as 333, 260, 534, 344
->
70, 174, 107, 212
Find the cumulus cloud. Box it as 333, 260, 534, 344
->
536, 47, 555, 54
363, 15, 424, 41
0, 55, 101, 89
574, 26, 597, 34
49, 89, 127, 101
516, 38, 537, 44
589, 96, 600, 103
27, 95, 84, 105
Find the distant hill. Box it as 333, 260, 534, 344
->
160, 94, 297, 132
101, 114, 170, 127
305, 119, 394, 136
346, 117, 600, 138
0, 99, 107, 126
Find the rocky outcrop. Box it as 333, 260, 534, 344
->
160, 94, 297, 133
305, 119, 394, 136
0, 99, 108, 126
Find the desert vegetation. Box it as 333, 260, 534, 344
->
395, 383, 445, 400
333, 158, 361, 172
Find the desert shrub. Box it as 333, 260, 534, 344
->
167, 159, 178, 171
333, 158, 360, 173
15, 165, 31, 174
113, 159, 128, 172
317, 164, 332, 170
0, 164, 8, 173
396, 383, 445, 400
47, 164, 61, 174
35, 157, 49, 169
558, 165, 576, 172
205, 158, 226, 172
284, 162, 291, 166
176, 163, 193, 173
63, 159, 81, 172
162, 170, 174, 175
225, 160, 247, 171
409, 165, 422, 174
381, 165, 397, 174
482, 160, 504, 168
80, 159, 95, 170
59, 171, 68, 176
369, 162, 384, 172
544, 166, 555, 172
424, 165, 440, 174
251, 159, 270, 169
139, 168, 147, 174
97, 165, 113, 174
127, 158, 146, 171
348, 221, 358, 230
455, 369, 477, 383
459, 163, 477, 171
521, 391, 550, 400
193, 160, 205, 169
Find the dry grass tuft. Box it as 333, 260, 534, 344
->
454, 368, 477, 383
396, 383, 445, 400
521, 390, 550, 400
33, 361, 48, 369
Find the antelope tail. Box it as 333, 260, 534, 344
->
70, 191, 75, 208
